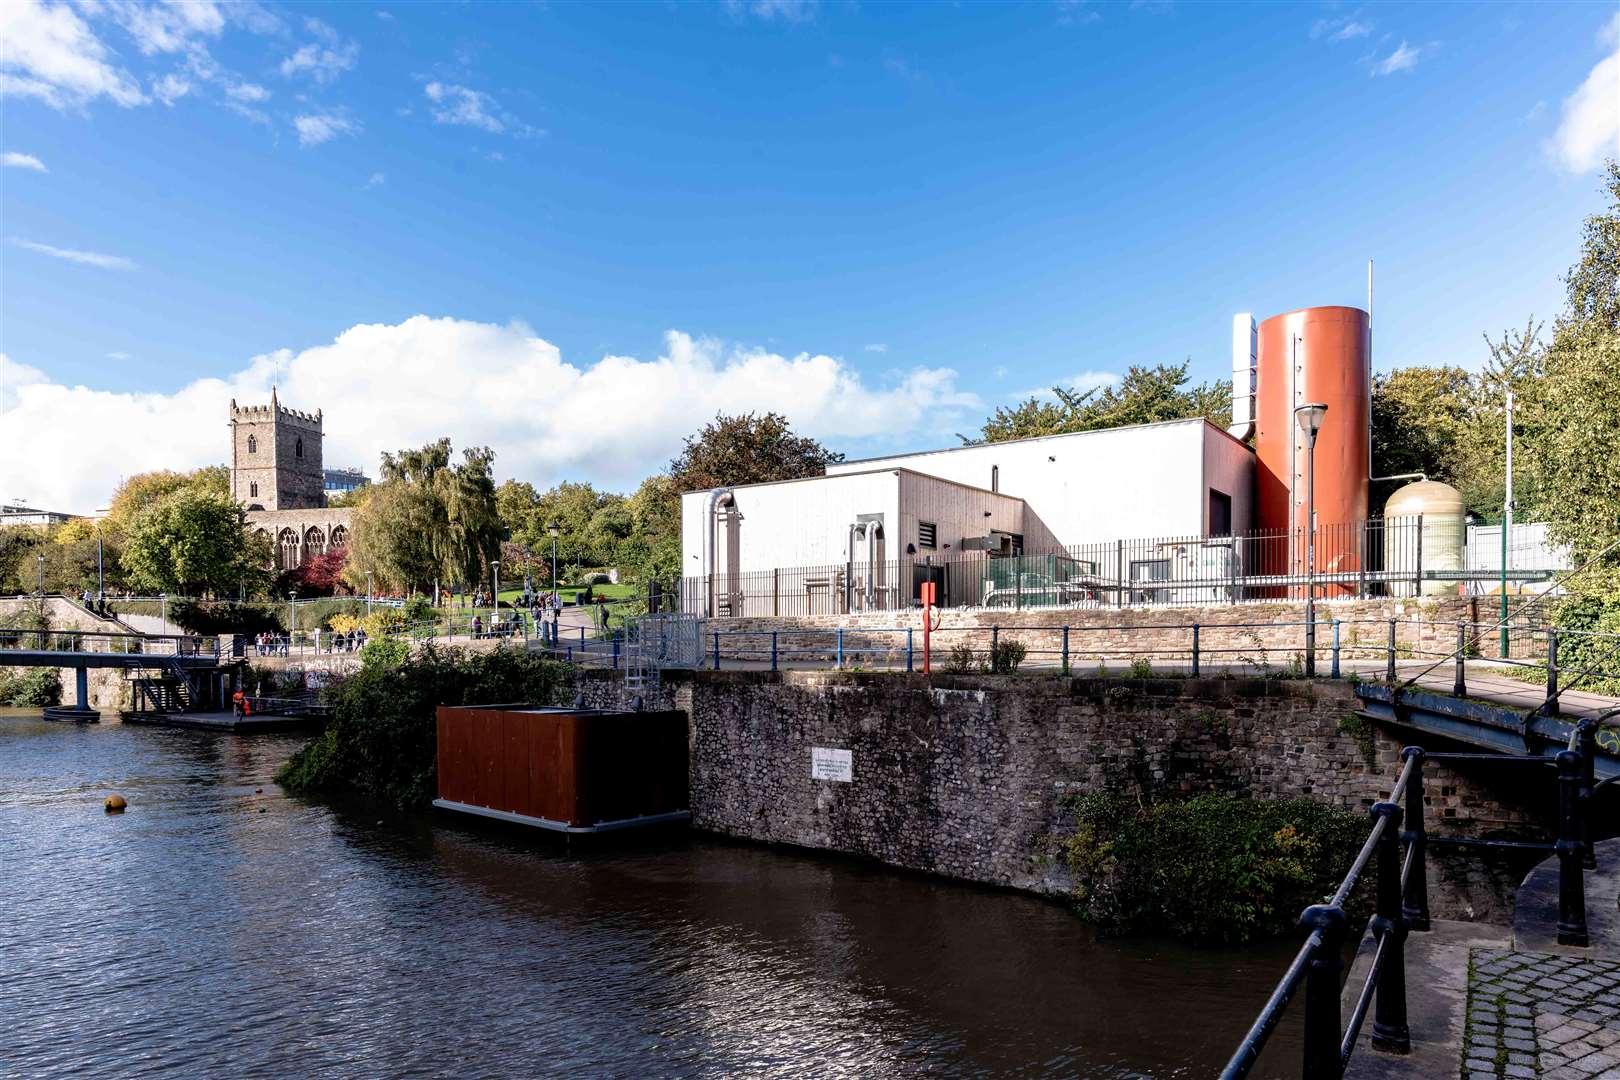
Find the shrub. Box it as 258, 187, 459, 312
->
0, 667, 62, 707
1126, 657, 1154, 679
989, 637, 1027, 673
275, 644, 573, 807
584, 572, 613, 586
168, 599, 282, 635
941, 642, 981, 674
1061, 793, 1370, 944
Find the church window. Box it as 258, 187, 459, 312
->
250, 482, 258, 498
296, 437, 304, 459
247, 435, 257, 454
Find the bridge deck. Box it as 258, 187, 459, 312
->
0, 649, 227, 669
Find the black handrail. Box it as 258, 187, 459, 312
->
1220, 739, 1594, 1079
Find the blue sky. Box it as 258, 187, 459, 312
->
2, 1, 1617, 513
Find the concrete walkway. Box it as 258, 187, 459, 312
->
1345, 839, 1620, 1080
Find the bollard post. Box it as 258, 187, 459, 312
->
1331, 619, 1341, 679
1577, 720, 1597, 870
1300, 904, 1350, 1080
1370, 801, 1411, 1053
906, 629, 913, 673
1061, 626, 1070, 675
1191, 623, 1200, 677
772, 630, 780, 672
1386, 619, 1398, 683
612, 639, 620, 670
1454, 620, 1467, 697
1546, 629, 1560, 716
712, 631, 721, 671
836, 628, 844, 669
1555, 749, 1589, 947
1400, 748, 1431, 932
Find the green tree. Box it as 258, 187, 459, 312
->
975, 361, 1232, 443
121, 488, 270, 596
1523, 160, 1620, 566
669, 411, 844, 492
345, 439, 502, 596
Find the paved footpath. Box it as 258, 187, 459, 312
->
1346, 838, 1620, 1080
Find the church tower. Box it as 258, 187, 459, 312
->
229, 387, 325, 511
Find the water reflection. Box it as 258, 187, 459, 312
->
0, 711, 1303, 1078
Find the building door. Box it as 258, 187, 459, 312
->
1209, 489, 1233, 537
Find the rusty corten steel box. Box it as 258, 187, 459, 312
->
433, 704, 689, 833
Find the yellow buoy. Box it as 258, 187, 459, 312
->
104, 794, 127, 813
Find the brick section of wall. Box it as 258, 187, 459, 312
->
705, 596, 1482, 668
569, 667, 1549, 922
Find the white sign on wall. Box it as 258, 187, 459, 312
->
810, 747, 853, 783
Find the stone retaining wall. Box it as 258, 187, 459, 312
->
571, 668, 1549, 922
704, 596, 1484, 668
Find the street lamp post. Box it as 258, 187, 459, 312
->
288, 590, 296, 648
1295, 403, 1329, 678
366, 571, 374, 617
547, 521, 561, 645
159, 592, 168, 636
36, 553, 44, 599
1501, 389, 1514, 659
492, 560, 500, 622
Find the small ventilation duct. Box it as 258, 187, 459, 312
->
1229, 313, 1257, 441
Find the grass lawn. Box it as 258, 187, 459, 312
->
498, 582, 639, 606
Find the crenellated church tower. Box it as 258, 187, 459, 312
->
229, 387, 325, 511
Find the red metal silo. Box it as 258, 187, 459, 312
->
1253, 306, 1370, 594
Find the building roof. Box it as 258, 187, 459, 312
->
679, 465, 1026, 503
830, 415, 1251, 469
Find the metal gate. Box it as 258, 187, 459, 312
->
623, 613, 706, 693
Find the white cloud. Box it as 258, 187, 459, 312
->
365, 171, 386, 188
1312, 15, 1372, 41
423, 81, 504, 134
105, 0, 225, 56
0, 0, 148, 108
1055, 1, 1101, 28
863, 343, 888, 353
279, 19, 358, 83
293, 111, 360, 147
0, 316, 981, 514
225, 80, 269, 102
2, 152, 48, 172
153, 72, 190, 104
1372, 41, 1420, 76
107, 351, 133, 361
725, 0, 817, 23
12, 238, 137, 270
1547, 23, 1620, 174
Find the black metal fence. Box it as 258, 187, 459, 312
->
1220, 725, 1603, 1080
679, 519, 1567, 618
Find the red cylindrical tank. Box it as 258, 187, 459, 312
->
1253, 306, 1369, 594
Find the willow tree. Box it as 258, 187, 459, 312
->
347, 439, 502, 595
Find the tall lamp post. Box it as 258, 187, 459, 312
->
365, 571, 374, 617
547, 521, 560, 645
491, 560, 501, 621
1501, 389, 1514, 659
1295, 402, 1328, 678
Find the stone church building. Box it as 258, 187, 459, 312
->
232, 389, 353, 571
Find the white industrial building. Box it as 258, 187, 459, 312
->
679, 417, 1255, 616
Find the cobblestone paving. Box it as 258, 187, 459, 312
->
1465, 948, 1620, 1079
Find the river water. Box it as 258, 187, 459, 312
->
1, 710, 1304, 1079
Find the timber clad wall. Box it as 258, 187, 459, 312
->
568, 666, 1548, 923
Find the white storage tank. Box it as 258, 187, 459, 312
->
1383, 481, 1465, 597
